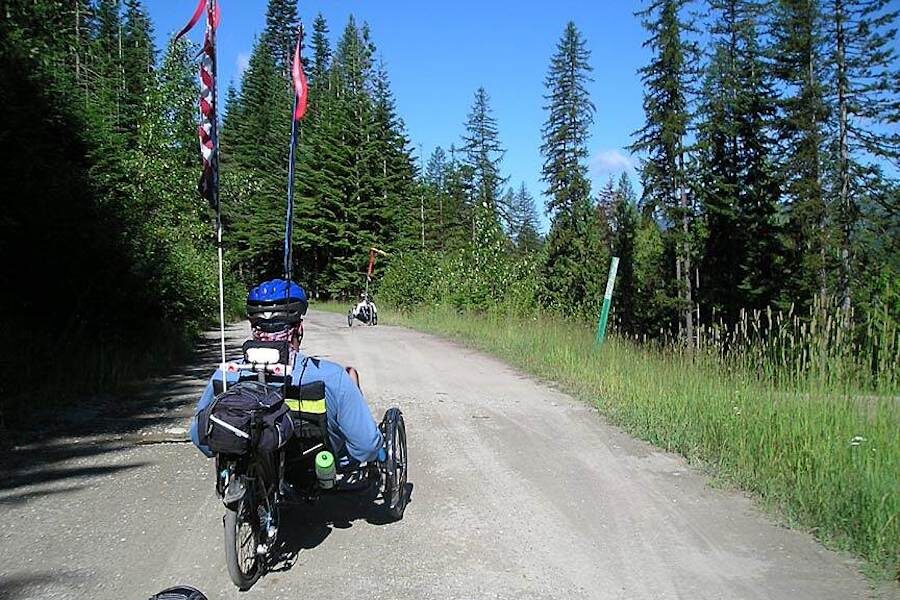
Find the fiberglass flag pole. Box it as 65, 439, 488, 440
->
284, 25, 309, 283
175, 0, 225, 388
365, 247, 389, 297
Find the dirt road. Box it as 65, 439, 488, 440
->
0, 310, 877, 599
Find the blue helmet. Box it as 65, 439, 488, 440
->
246, 279, 308, 332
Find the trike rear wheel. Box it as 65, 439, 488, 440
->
382, 408, 408, 520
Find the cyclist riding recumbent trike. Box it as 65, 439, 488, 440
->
348, 293, 377, 327
190, 280, 407, 590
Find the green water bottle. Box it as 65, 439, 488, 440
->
315, 450, 335, 489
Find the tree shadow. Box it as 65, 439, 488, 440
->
0, 324, 245, 509
0, 484, 88, 508
0, 571, 83, 600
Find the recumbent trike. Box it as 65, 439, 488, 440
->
198, 340, 408, 590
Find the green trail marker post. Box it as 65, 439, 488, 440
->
595, 256, 620, 347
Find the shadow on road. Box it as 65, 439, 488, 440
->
0, 571, 83, 600
0, 326, 245, 509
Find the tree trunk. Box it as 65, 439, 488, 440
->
75, 3, 81, 82
835, 0, 852, 312
678, 152, 693, 346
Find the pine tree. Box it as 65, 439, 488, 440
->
120, 0, 155, 139
421, 146, 448, 248
324, 17, 376, 293
540, 21, 594, 216
368, 59, 419, 255
610, 173, 640, 333
629, 0, 698, 342
512, 183, 542, 253
827, 0, 900, 310
695, 0, 783, 321
91, 0, 126, 138
310, 13, 331, 86
262, 0, 300, 77
440, 145, 476, 251
537, 22, 601, 316
223, 36, 293, 280
770, 0, 829, 308
461, 87, 507, 225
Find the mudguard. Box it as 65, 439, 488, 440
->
223, 475, 247, 506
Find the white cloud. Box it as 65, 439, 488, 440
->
590, 149, 636, 176
236, 52, 250, 77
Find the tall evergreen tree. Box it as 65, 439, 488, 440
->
423, 146, 447, 247
461, 87, 507, 224
512, 183, 542, 253
91, 0, 126, 137
609, 173, 640, 333
826, 0, 900, 310
120, 0, 155, 138
440, 145, 476, 251
262, 0, 300, 76
630, 0, 698, 342
696, 0, 783, 321
540, 21, 594, 216
223, 35, 292, 279
770, 0, 830, 308
538, 22, 601, 316
368, 59, 419, 254
310, 13, 331, 86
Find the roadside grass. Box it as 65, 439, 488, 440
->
379, 304, 898, 578
311, 300, 351, 315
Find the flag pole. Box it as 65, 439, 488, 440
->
284, 25, 306, 283
175, 0, 225, 386
283, 70, 299, 282
208, 0, 227, 390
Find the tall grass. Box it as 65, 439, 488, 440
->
385, 304, 899, 575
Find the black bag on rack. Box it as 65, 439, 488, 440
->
196, 381, 294, 455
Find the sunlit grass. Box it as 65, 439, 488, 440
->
383, 304, 898, 576
310, 300, 352, 315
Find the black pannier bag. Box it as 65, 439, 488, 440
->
196, 381, 294, 455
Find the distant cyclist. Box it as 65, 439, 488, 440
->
189, 279, 384, 465
351, 293, 377, 325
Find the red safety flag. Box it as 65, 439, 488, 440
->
291, 31, 309, 120
175, 0, 221, 210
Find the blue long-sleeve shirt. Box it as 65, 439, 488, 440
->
189, 352, 383, 463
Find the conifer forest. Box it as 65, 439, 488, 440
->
1, 0, 899, 584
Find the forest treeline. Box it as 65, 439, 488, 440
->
0, 0, 236, 412
383, 0, 899, 346
1, 0, 897, 411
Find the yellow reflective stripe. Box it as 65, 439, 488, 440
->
285, 398, 326, 414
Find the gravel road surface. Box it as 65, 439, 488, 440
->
0, 310, 880, 599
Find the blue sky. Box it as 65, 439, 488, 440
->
149, 1, 651, 230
